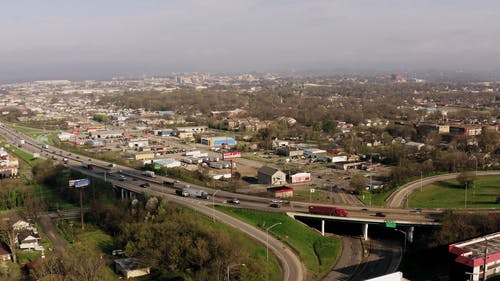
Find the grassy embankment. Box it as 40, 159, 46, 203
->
56, 207, 282, 281
217, 206, 341, 281
408, 176, 500, 209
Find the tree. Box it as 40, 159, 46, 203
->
0, 217, 17, 263
456, 171, 476, 188
322, 119, 337, 134
22, 192, 47, 222
349, 174, 368, 194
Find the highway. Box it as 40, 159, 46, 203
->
386, 170, 500, 208
0, 124, 306, 281
0, 123, 440, 281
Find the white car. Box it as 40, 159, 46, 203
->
228, 198, 240, 204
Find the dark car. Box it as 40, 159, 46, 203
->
228, 198, 240, 204
375, 212, 386, 217
270, 203, 281, 208
140, 182, 150, 188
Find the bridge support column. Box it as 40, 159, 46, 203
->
362, 223, 369, 241
121, 188, 125, 200
407, 226, 414, 243
321, 220, 325, 236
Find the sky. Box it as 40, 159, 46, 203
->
1, 0, 500, 81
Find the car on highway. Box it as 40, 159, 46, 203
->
140, 183, 150, 188
270, 203, 281, 208
119, 175, 127, 181
228, 198, 240, 204
375, 212, 386, 217
414, 208, 422, 213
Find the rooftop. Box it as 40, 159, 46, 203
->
449, 232, 500, 266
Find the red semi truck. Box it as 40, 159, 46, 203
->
309, 205, 349, 217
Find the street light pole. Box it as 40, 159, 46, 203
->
465, 182, 468, 209
394, 229, 407, 253
227, 263, 246, 281
420, 171, 423, 192
266, 222, 282, 261
212, 190, 219, 222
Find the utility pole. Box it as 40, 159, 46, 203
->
212, 190, 219, 222
483, 237, 488, 281
80, 187, 84, 230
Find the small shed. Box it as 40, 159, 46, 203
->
268, 187, 294, 198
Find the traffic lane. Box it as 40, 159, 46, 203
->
323, 236, 363, 281
350, 239, 400, 281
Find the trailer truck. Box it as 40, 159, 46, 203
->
308, 205, 348, 217
175, 186, 210, 199
142, 170, 156, 178
81, 163, 94, 170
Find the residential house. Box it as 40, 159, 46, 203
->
17, 230, 41, 250
0, 244, 11, 261
115, 258, 151, 279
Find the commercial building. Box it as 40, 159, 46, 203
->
89, 130, 123, 139
258, 166, 286, 186
304, 148, 327, 158
272, 187, 294, 198
0, 149, 19, 177
449, 232, 500, 281
152, 158, 181, 168
130, 152, 155, 161
127, 138, 149, 148
290, 172, 311, 183
201, 136, 237, 147
175, 126, 208, 133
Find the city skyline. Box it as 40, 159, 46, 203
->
2, 0, 500, 81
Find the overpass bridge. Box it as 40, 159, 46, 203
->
287, 211, 440, 243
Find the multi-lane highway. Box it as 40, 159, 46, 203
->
0, 123, 440, 281
0, 124, 306, 281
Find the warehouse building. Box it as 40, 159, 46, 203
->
258, 166, 286, 186
201, 136, 237, 147
449, 232, 500, 281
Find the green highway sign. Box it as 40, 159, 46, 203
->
385, 221, 396, 228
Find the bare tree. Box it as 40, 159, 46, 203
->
0, 217, 18, 263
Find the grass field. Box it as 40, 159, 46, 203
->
294, 189, 336, 204
10, 125, 44, 138
217, 206, 341, 281
409, 176, 500, 209
357, 188, 396, 206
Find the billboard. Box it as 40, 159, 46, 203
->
222, 151, 241, 160
69, 178, 90, 188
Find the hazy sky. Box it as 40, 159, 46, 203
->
1, 0, 500, 80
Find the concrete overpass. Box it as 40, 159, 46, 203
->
287, 211, 440, 242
